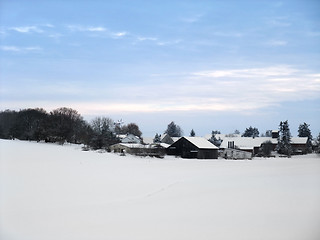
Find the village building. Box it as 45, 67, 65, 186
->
110, 143, 167, 157
218, 134, 308, 156
117, 134, 141, 144
160, 133, 180, 145
167, 137, 219, 159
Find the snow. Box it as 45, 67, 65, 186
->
220, 137, 278, 150
1, 139, 320, 240
182, 137, 219, 149
219, 137, 307, 150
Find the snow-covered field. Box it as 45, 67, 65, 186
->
1, 139, 320, 240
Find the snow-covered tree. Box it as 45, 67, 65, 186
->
164, 121, 183, 137
298, 122, 312, 152
153, 133, 161, 143
276, 120, 292, 156
209, 130, 222, 147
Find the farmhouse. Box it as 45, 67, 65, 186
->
219, 137, 278, 155
167, 137, 218, 159
219, 135, 308, 156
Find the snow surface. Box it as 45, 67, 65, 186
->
1, 139, 320, 240
182, 137, 218, 149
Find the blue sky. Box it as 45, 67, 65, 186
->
1, 0, 320, 137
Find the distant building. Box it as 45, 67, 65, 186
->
160, 133, 176, 144
223, 148, 253, 160
117, 134, 141, 144
219, 134, 308, 155
110, 143, 167, 157
167, 137, 218, 159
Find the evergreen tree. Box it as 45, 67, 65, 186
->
315, 132, 320, 153
153, 133, 161, 143
209, 130, 222, 147
242, 126, 259, 138
277, 120, 292, 156
265, 130, 272, 137
234, 129, 240, 135
190, 129, 195, 137
164, 121, 183, 137
260, 140, 273, 157
298, 122, 312, 153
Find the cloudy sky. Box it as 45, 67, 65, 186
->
1, 0, 319, 136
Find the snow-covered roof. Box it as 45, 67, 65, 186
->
117, 143, 144, 148
160, 133, 169, 141
142, 137, 154, 144
183, 137, 218, 149
291, 137, 308, 144
220, 137, 277, 149
117, 134, 127, 139
113, 143, 148, 149
160, 134, 180, 143
112, 143, 170, 149
172, 137, 181, 143
220, 136, 308, 149
204, 134, 239, 140
159, 143, 170, 148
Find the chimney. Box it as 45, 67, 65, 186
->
272, 130, 279, 139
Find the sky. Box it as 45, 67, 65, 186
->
0, 0, 320, 137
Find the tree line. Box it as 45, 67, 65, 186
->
0, 108, 142, 150
1, 108, 319, 154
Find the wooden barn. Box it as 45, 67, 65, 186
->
167, 137, 218, 159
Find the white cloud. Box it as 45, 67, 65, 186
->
2, 66, 319, 115
9, 26, 44, 33
67, 25, 106, 32
0, 45, 42, 52
137, 37, 158, 41
48, 33, 63, 39
88, 27, 107, 32
157, 39, 182, 46
111, 31, 127, 38
266, 40, 287, 46
193, 66, 297, 78
0, 46, 20, 51
66, 25, 129, 39
24, 46, 42, 51
110, 65, 319, 113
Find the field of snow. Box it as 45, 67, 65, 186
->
1, 139, 320, 240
